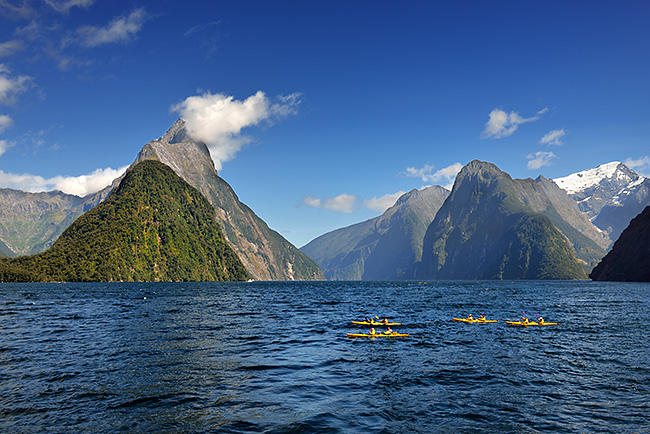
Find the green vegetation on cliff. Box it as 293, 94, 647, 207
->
0, 160, 249, 282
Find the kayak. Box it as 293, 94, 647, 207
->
347, 332, 409, 338
452, 318, 498, 323
506, 320, 558, 326
351, 320, 402, 326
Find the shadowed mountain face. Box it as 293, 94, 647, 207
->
301, 186, 450, 280
2, 160, 250, 282
590, 205, 650, 282
417, 160, 587, 280
134, 119, 323, 281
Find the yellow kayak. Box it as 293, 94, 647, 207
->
506, 320, 558, 326
347, 332, 409, 338
351, 320, 402, 326
453, 318, 498, 323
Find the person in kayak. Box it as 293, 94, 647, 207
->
370, 328, 376, 335
466, 313, 474, 320
479, 313, 486, 321
537, 317, 545, 324
521, 315, 529, 324
381, 318, 389, 325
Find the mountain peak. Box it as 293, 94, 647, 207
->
553, 161, 641, 195
160, 118, 188, 144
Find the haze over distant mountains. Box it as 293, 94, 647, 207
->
302, 185, 449, 280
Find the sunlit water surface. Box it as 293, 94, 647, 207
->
1, 281, 649, 433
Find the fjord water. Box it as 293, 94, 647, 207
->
1, 281, 649, 433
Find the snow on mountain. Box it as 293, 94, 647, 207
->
553, 161, 650, 246
553, 162, 626, 195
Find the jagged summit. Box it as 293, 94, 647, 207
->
136, 119, 217, 182
160, 118, 189, 144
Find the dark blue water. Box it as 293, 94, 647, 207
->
1, 281, 649, 433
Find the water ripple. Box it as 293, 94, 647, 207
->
0, 281, 649, 433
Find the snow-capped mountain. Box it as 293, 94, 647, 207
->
553, 162, 650, 244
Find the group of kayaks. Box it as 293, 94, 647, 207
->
347, 316, 409, 338
453, 314, 558, 326
347, 312, 558, 339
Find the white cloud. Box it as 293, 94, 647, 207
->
481, 108, 546, 139
527, 151, 557, 169
539, 128, 565, 146
0, 65, 31, 105
0, 114, 12, 132
362, 191, 406, 213
624, 156, 650, 176
403, 162, 462, 189
0, 40, 23, 58
300, 193, 358, 213
171, 90, 301, 170
0, 139, 10, 157
0, 165, 128, 196
45, 0, 94, 14
77, 8, 149, 47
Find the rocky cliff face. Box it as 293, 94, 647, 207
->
134, 119, 323, 281
590, 205, 650, 282
417, 160, 587, 280
301, 186, 449, 280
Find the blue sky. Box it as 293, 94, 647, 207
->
1, 1, 649, 247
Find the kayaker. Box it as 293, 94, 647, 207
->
538, 317, 545, 324
466, 313, 474, 320
381, 318, 389, 325
386, 327, 393, 334
521, 315, 529, 324
479, 313, 486, 321
370, 328, 376, 335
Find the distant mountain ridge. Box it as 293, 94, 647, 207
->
1, 160, 249, 282
301, 185, 449, 280
0, 187, 111, 257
